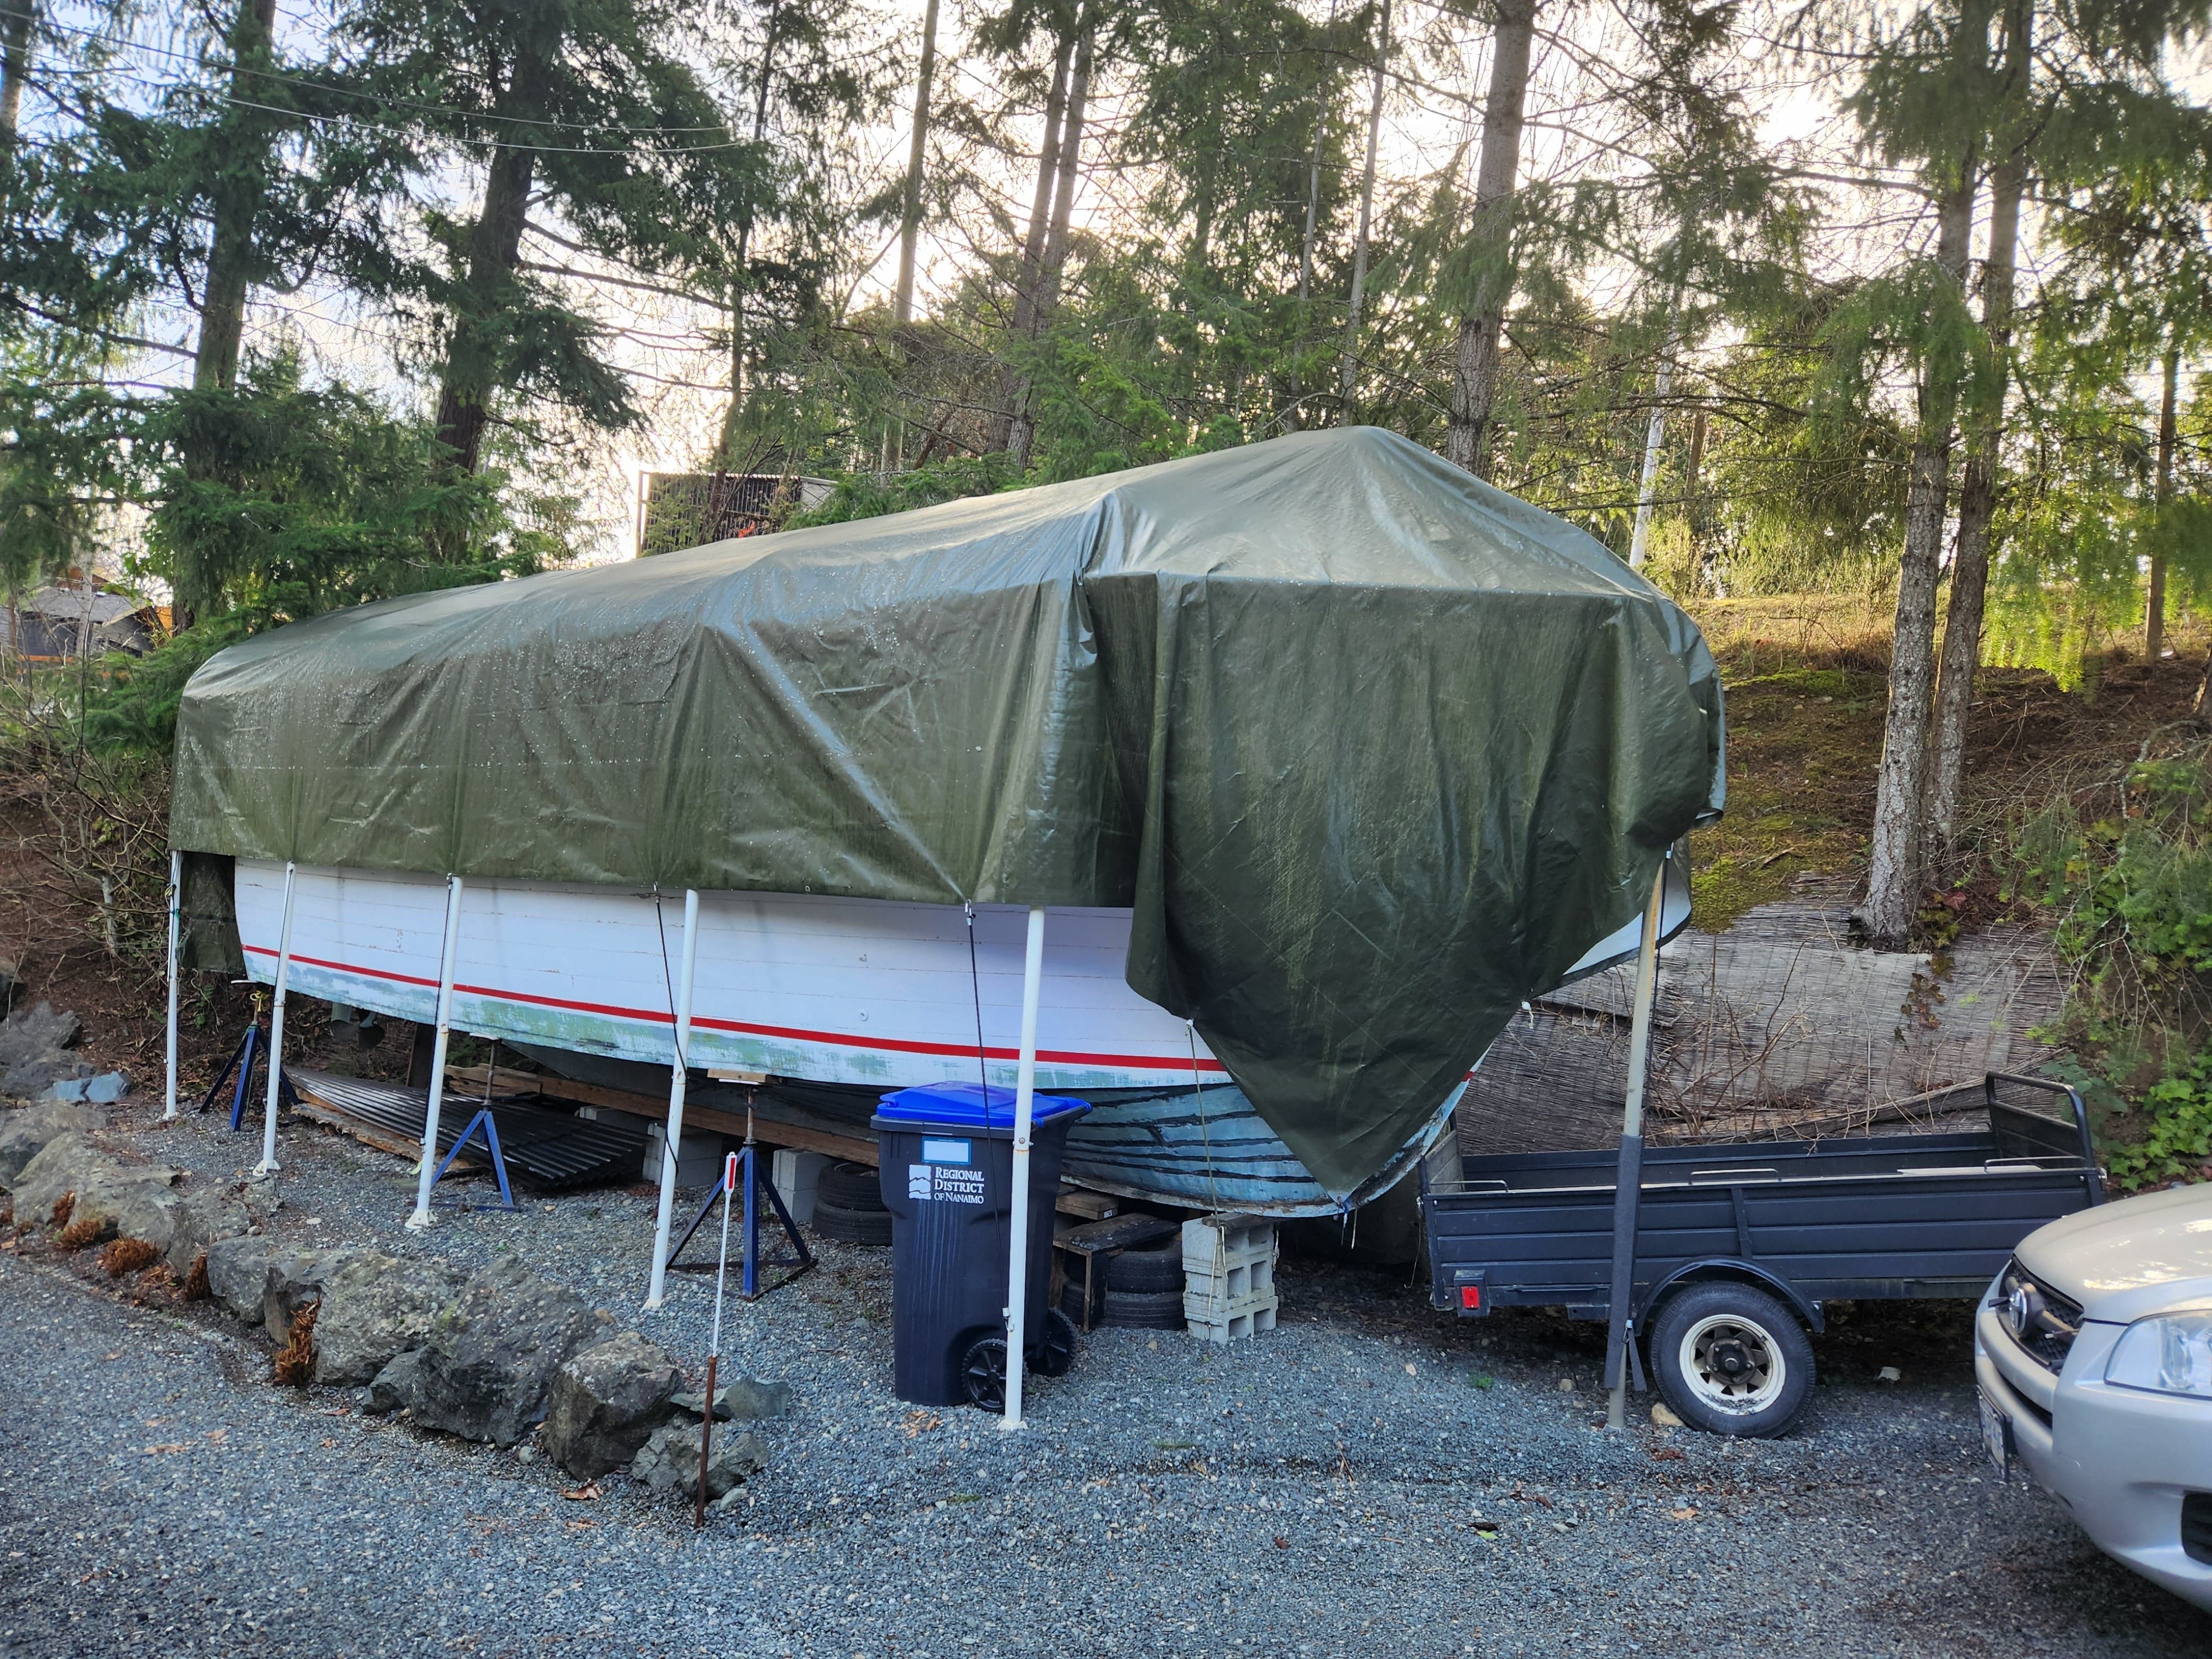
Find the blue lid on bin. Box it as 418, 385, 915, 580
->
875, 1082, 1089, 1129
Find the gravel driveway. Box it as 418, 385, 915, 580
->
1, 1102, 2206, 1658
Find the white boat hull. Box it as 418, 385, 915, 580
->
234, 861, 1230, 1092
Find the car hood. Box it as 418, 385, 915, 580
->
2018, 1182, 2212, 1324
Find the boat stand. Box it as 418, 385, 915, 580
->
667, 1143, 812, 1300
196, 1020, 300, 1130
425, 1106, 523, 1213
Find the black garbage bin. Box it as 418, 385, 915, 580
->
873, 1082, 1089, 1408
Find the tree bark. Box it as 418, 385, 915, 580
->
1298, 48, 1328, 304
192, 0, 280, 393
1863, 144, 1983, 942
1035, 23, 1092, 317
1009, 18, 1091, 472
893, 0, 941, 327
2147, 342, 2178, 659
1444, 0, 1536, 478
1627, 311, 1679, 570
0, 1, 34, 151
1337, 0, 1389, 411
720, 3, 785, 458
1925, 0, 2028, 867
989, 34, 1071, 455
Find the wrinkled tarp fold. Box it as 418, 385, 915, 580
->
172, 427, 1723, 1196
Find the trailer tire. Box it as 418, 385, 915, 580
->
1102, 1288, 1187, 1329
1647, 1281, 1813, 1438
811, 1199, 893, 1245
818, 1161, 886, 1211
1107, 1242, 1185, 1293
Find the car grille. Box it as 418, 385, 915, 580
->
1993, 1259, 2083, 1374
2184, 1494, 2212, 1567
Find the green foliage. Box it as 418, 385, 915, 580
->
2010, 750, 2212, 1188
785, 453, 1021, 528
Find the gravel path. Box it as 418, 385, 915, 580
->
2, 1098, 2206, 1657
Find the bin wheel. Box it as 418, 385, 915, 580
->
960, 1335, 1009, 1412
1030, 1308, 1077, 1378
1647, 1281, 1814, 1438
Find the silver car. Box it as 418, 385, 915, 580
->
1976, 1180, 2212, 1610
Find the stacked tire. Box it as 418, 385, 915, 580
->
812, 1161, 893, 1245
1099, 1239, 1185, 1330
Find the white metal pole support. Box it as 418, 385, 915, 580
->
646, 889, 702, 1311
1604, 860, 1670, 1431
255, 862, 299, 1176
161, 849, 182, 1121
1001, 904, 1047, 1432
407, 875, 466, 1230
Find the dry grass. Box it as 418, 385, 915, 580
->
49, 1190, 74, 1229
55, 1215, 104, 1250
272, 1298, 319, 1387
98, 1237, 159, 1276
180, 1249, 210, 1301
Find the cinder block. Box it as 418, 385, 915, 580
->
771, 1149, 829, 1225
1183, 1213, 1277, 1276
1185, 1294, 1279, 1345
643, 1123, 723, 1187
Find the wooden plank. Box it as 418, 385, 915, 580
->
444, 1065, 877, 1166
1055, 1212, 1178, 1256
1056, 1188, 1120, 1221
292, 1094, 429, 1164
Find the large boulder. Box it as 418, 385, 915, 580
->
671, 1377, 792, 1423
364, 1348, 428, 1415
0, 1102, 101, 1188
161, 1183, 253, 1276
0, 1004, 87, 1100
393, 1258, 606, 1446
10, 1132, 106, 1223
12, 1136, 181, 1247
541, 1332, 684, 1479
629, 1419, 768, 1501
261, 1248, 356, 1345
313, 1255, 467, 1386
205, 1235, 279, 1323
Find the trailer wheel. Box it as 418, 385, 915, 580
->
1647, 1282, 1813, 1438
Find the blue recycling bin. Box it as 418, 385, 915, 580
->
873, 1082, 1091, 1407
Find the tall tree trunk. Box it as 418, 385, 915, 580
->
989, 35, 1071, 455
1035, 23, 1091, 317
893, 0, 941, 328
1444, 0, 1536, 477
1627, 309, 1679, 570
0, 1, 34, 150
432, 140, 536, 474
1337, 0, 1389, 411
1298, 51, 1328, 304
1009, 18, 1091, 472
1926, 0, 2028, 869
192, 0, 280, 393
720, 4, 785, 458
1863, 135, 1984, 942
2147, 342, 2179, 658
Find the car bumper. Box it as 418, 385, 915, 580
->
1976, 1293, 2212, 1611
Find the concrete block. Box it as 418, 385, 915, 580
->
771, 1149, 827, 1226
642, 1122, 723, 1187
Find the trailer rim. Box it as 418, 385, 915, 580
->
1677, 1311, 1788, 1414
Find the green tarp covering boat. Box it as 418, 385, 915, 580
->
172, 425, 1724, 1200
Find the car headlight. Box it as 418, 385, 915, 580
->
2105, 1312, 2212, 1398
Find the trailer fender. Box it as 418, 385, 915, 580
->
1638, 1259, 1825, 1334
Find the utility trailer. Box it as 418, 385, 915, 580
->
1422, 1073, 2103, 1437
